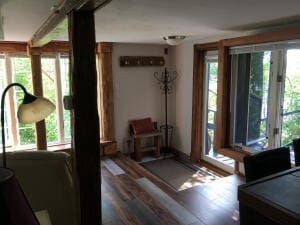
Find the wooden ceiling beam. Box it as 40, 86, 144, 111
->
0, 41, 27, 53
30, 0, 111, 47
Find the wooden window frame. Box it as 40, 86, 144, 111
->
191, 42, 218, 162
218, 28, 300, 161
192, 27, 300, 167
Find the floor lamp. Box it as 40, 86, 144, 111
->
154, 68, 177, 159
0, 83, 55, 225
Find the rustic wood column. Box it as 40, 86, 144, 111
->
190, 47, 205, 162
216, 42, 231, 151
69, 11, 101, 225
191, 43, 218, 162
96, 42, 115, 141
29, 52, 47, 150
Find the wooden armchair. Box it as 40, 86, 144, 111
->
130, 118, 162, 161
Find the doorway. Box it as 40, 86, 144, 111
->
202, 52, 234, 173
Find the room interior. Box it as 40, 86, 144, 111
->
1, 0, 300, 225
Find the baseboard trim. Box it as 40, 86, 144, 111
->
170, 147, 191, 163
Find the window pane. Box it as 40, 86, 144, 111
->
234, 52, 271, 150
41, 57, 59, 143
11, 56, 35, 145
205, 62, 218, 155
247, 52, 271, 142
0, 56, 12, 146
281, 49, 300, 145
60, 57, 71, 140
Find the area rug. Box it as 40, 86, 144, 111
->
141, 158, 219, 191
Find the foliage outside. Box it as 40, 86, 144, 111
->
281, 50, 300, 145
0, 56, 71, 148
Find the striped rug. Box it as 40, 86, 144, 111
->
142, 158, 220, 191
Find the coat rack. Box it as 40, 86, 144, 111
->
154, 68, 177, 158
120, 56, 165, 67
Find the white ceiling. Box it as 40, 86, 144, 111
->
1, 0, 300, 44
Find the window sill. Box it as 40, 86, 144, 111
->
47, 143, 71, 152
5, 142, 71, 153
217, 147, 250, 162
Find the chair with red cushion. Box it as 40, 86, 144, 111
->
130, 118, 162, 161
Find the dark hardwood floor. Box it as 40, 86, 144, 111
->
101, 155, 245, 225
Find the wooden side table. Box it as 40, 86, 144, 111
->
132, 131, 162, 161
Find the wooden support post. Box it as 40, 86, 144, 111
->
30, 53, 47, 150
69, 10, 101, 225
216, 42, 231, 150
96, 43, 115, 141
190, 47, 205, 162
190, 43, 218, 162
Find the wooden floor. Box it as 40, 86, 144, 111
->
101, 155, 245, 225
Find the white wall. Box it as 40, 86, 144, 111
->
112, 43, 176, 152
112, 33, 246, 156
171, 42, 194, 156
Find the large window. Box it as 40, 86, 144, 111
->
0, 54, 70, 150
231, 43, 300, 151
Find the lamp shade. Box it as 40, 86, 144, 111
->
0, 168, 40, 225
18, 96, 55, 124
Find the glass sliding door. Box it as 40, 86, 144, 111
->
203, 52, 234, 172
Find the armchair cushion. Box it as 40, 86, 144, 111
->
1, 151, 77, 225
131, 117, 156, 135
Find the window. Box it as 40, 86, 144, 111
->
11, 56, 35, 146
231, 41, 300, 152
204, 53, 218, 156
232, 51, 271, 150
0, 53, 70, 150
42, 57, 58, 143
60, 56, 71, 141
281, 50, 300, 145
41, 55, 71, 144
203, 51, 234, 171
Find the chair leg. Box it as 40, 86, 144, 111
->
154, 136, 160, 158
134, 138, 142, 161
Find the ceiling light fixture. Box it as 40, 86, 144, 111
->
163, 36, 186, 46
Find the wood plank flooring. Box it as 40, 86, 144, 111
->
101, 155, 245, 225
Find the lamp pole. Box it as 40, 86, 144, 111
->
1, 83, 54, 167
1, 83, 28, 167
